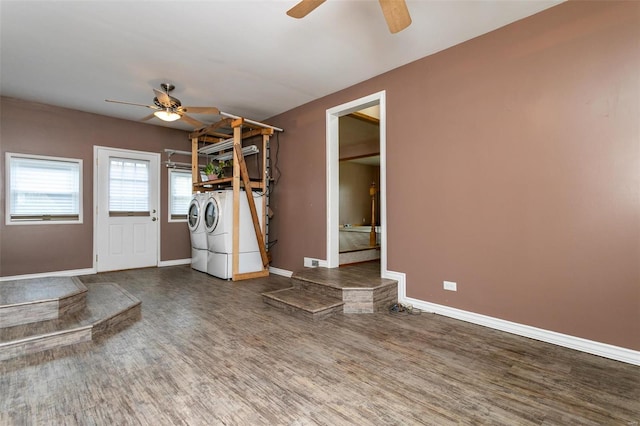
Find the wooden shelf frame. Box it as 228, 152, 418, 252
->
189, 117, 277, 281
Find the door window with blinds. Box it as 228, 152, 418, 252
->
169, 169, 192, 221
6, 153, 82, 224
108, 157, 150, 217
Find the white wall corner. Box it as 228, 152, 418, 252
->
383, 269, 406, 300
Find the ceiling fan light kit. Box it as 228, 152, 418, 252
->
106, 83, 217, 128
154, 108, 181, 122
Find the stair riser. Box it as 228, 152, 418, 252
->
373, 284, 398, 312
1, 301, 59, 329
1, 291, 87, 329
343, 285, 398, 313
262, 295, 343, 321
0, 327, 92, 361
93, 303, 141, 338
59, 292, 87, 317
291, 279, 342, 299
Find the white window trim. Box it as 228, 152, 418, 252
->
5, 152, 83, 226
168, 168, 192, 223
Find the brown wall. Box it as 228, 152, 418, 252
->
339, 162, 379, 226
339, 114, 380, 159
1, 1, 637, 351
0, 97, 192, 276
267, 1, 639, 350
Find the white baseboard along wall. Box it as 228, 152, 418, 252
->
391, 270, 640, 366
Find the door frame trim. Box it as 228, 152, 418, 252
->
93, 145, 161, 271
325, 90, 387, 271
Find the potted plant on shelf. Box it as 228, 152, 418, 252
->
203, 160, 232, 180
203, 162, 217, 180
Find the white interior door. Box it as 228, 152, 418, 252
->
95, 147, 159, 272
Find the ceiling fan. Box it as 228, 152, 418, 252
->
105, 83, 220, 128
287, 0, 411, 34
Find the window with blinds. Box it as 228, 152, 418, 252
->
7, 153, 82, 224
169, 169, 192, 221
108, 158, 150, 216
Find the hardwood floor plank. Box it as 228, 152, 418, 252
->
1, 266, 638, 425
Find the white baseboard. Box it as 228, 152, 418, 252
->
395, 273, 639, 366
383, 269, 406, 298
303, 257, 328, 268
269, 266, 293, 278
0, 267, 96, 282
158, 258, 192, 267
0, 258, 191, 281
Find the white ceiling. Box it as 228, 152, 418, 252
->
0, 0, 562, 131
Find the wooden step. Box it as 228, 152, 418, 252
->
0, 282, 141, 361
292, 266, 397, 291
261, 287, 344, 321
0, 277, 87, 328
262, 262, 398, 318
292, 267, 398, 313
291, 277, 342, 299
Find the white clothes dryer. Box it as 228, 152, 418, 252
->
188, 193, 209, 272
204, 189, 264, 279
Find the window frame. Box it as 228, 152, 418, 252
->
168, 168, 193, 223
5, 152, 83, 226
108, 157, 151, 216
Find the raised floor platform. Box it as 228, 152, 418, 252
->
262, 261, 397, 320
0, 278, 140, 361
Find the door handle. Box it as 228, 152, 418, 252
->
152, 217, 157, 221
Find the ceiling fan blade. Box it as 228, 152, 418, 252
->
286, 0, 326, 18
140, 113, 156, 121
182, 106, 220, 115
378, 0, 412, 34
105, 99, 158, 109
180, 114, 205, 128
153, 88, 173, 108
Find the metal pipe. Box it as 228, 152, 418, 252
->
164, 161, 203, 169
198, 137, 235, 154
213, 145, 259, 161
163, 149, 193, 156
220, 111, 284, 132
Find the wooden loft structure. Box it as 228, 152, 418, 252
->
188, 114, 281, 282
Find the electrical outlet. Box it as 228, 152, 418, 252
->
443, 281, 457, 291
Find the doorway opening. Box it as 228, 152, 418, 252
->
338, 108, 380, 265
326, 91, 386, 274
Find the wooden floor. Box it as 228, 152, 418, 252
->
1, 265, 638, 425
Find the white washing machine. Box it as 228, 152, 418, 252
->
188, 193, 210, 273
204, 189, 264, 279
